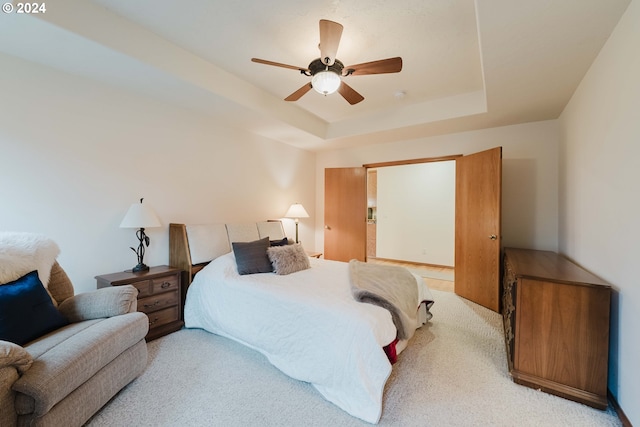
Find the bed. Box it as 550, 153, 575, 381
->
169, 221, 434, 424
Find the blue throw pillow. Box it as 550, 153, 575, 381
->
0, 270, 69, 345
232, 237, 273, 275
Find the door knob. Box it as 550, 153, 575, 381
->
324, 225, 331, 230
489, 234, 497, 240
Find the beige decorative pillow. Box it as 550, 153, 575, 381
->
267, 244, 311, 275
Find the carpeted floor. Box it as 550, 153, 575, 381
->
406, 267, 454, 281
85, 290, 621, 427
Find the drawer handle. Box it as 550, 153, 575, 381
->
144, 300, 160, 309
161, 281, 171, 289
149, 317, 159, 326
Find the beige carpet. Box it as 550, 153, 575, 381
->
86, 290, 621, 426
406, 267, 454, 282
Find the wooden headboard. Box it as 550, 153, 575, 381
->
169, 221, 287, 292
169, 223, 203, 289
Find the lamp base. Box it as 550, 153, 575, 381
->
132, 263, 149, 273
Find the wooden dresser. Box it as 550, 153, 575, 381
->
96, 265, 183, 341
502, 248, 611, 409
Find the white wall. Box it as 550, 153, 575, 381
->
0, 54, 316, 294
376, 162, 455, 266
315, 120, 560, 254
558, 0, 639, 422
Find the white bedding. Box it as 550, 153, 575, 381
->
184, 252, 433, 423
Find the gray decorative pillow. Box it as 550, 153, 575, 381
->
267, 244, 311, 275
269, 237, 289, 246
232, 237, 273, 275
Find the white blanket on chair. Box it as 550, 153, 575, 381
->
0, 232, 59, 286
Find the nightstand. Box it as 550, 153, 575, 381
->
307, 251, 323, 258
96, 265, 183, 341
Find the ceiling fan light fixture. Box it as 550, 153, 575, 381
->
311, 70, 341, 95
252, 21, 401, 105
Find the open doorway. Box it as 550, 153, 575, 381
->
325, 148, 502, 311
365, 159, 456, 285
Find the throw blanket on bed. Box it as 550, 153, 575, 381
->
349, 260, 420, 340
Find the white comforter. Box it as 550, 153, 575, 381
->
184, 252, 432, 423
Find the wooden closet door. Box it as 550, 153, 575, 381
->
455, 147, 502, 312
324, 167, 367, 262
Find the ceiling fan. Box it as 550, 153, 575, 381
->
251, 19, 402, 105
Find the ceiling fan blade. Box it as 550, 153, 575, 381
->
319, 19, 343, 66
285, 83, 313, 101
337, 81, 365, 105
251, 58, 308, 73
344, 57, 403, 76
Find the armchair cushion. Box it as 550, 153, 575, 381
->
0, 271, 69, 345
0, 341, 33, 374
58, 285, 138, 323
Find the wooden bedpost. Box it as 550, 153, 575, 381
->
169, 223, 193, 307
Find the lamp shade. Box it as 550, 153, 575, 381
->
312, 71, 341, 95
284, 203, 309, 219
120, 199, 161, 229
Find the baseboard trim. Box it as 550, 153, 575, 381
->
367, 257, 453, 270
609, 390, 633, 427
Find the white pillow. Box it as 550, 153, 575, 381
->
0, 232, 60, 287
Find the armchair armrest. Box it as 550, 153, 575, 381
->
0, 341, 33, 374
58, 285, 138, 322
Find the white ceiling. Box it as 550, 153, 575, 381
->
0, 0, 630, 151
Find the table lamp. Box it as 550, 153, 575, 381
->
120, 198, 161, 272
284, 203, 309, 244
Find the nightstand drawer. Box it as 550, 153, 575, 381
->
151, 275, 179, 294
129, 279, 152, 297
147, 305, 180, 329
138, 291, 179, 314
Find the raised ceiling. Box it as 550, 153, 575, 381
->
0, 0, 630, 151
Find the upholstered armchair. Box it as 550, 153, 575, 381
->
0, 233, 149, 427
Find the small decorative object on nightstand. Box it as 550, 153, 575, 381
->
96, 265, 183, 341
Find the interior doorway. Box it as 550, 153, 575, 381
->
324, 147, 502, 312
365, 158, 457, 269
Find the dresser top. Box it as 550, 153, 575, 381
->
504, 248, 610, 288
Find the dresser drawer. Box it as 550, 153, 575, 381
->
147, 305, 180, 329
129, 279, 152, 297
137, 290, 179, 314
151, 275, 179, 294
